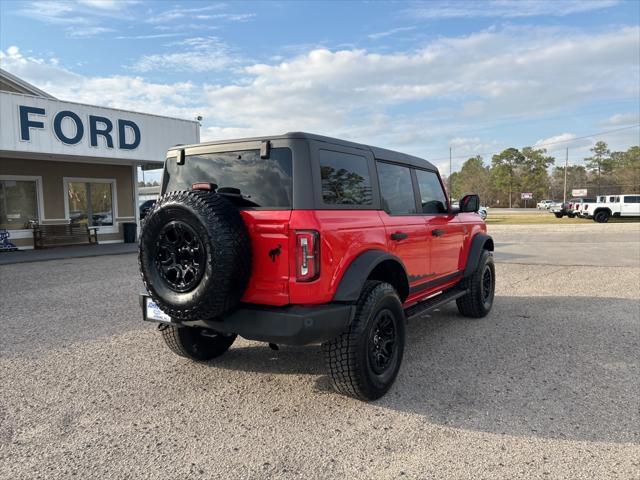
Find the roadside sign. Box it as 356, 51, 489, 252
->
572, 189, 588, 197
521, 192, 533, 199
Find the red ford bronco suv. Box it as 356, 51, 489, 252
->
139, 133, 495, 401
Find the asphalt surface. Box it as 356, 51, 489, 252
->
1, 224, 639, 479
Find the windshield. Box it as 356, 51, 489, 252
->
163, 147, 293, 208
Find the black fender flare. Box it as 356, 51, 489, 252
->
333, 250, 409, 303
464, 233, 494, 277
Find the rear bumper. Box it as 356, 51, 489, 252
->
141, 295, 354, 346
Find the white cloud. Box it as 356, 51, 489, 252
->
534, 133, 592, 152
368, 26, 417, 40
406, 0, 619, 19
145, 5, 253, 24
130, 36, 236, 73
66, 26, 115, 38
603, 112, 640, 126
0, 46, 198, 119
200, 26, 639, 156
17, 0, 138, 37
77, 0, 137, 9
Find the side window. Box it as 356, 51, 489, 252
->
376, 162, 416, 215
624, 195, 639, 203
415, 169, 448, 214
319, 150, 372, 205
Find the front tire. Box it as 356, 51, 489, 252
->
554, 213, 563, 218
161, 325, 236, 361
323, 281, 405, 401
457, 250, 495, 318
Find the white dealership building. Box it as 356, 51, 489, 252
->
0, 69, 199, 248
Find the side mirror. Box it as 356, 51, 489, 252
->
459, 194, 480, 213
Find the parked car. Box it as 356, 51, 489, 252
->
572, 198, 596, 217
550, 200, 576, 218
581, 196, 607, 219
589, 194, 640, 223
138, 132, 495, 401
139, 199, 156, 219
536, 199, 554, 209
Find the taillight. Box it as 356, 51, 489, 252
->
296, 230, 320, 282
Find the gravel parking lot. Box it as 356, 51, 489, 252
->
1, 224, 639, 479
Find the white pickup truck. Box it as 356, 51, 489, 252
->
583, 194, 640, 223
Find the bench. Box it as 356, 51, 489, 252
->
33, 223, 99, 249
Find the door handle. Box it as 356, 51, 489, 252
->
432, 229, 445, 237
390, 232, 408, 241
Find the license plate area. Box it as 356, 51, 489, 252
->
143, 296, 172, 323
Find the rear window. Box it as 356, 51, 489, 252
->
163, 148, 293, 208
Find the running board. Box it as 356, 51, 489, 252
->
404, 287, 468, 319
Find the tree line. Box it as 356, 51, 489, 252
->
447, 141, 639, 207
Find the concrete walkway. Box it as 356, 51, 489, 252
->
0, 243, 137, 265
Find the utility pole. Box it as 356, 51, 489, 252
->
449, 147, 452, 201
563, 147, 568, 203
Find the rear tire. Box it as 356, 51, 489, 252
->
161, 325, 236, 361
554, 213, 563, 218
568, 212, 575, 218
594, 211, 610, 223
456, 250, 495, 318
323, 281, 405, 401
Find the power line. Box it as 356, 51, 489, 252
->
435, 124, 640, 163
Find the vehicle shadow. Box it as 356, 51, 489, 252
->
217, 295, 639, 444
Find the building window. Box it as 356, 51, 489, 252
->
0, 177, 40, 229
66, 179, 115, 226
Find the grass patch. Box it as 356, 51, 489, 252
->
485, 214, 639, 225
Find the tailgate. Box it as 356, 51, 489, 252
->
240, 210, 292, 306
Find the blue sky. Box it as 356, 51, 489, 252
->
1, 0, 639, 175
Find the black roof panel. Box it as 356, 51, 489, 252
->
168, 131, 438, 172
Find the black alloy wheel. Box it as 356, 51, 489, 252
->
323, 281, 406, 401
156, 220, 206, 293
368, 309, 398, 375
456, 249, 495, 318
481, 264, 494, 309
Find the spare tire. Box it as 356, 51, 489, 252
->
139, 190, 251, 321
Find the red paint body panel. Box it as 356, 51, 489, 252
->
239, 208, 486, 309
239, 210, 292, 306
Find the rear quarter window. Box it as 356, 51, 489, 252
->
319, 149, 373, 206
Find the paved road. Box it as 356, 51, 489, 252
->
490, 223, 640, 267
1, 224, 638, 479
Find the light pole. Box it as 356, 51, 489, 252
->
449, 147, 452, 201
563, 147, 568, 203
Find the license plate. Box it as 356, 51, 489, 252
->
145, 298, 172, 323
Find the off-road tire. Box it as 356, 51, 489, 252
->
322, 281, 405, 401
594, 211, 610, 223
161, 325, 236, 361
554, 213, 563, 218
456, 249, 495, 318
139, 190, 251, 321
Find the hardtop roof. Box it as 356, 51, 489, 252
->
168, 131, 438, 172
